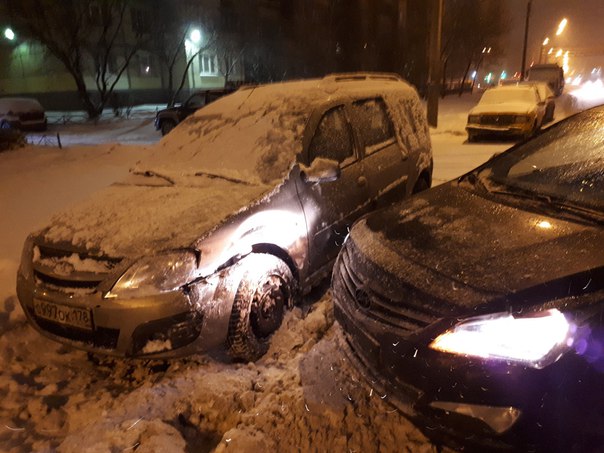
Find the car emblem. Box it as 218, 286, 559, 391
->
354, 287, 371, 310
55, 261, 75, 276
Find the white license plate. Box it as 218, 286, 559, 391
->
34, 299, 93, 330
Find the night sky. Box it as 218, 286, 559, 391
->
507, 0, 604, 75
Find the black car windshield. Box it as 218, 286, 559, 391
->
477, 108, 604, 213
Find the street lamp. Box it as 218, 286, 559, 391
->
3, 27, 15, 41
556, 18, 568, 36
190, 28, 201, 44
539, 18, 569, 64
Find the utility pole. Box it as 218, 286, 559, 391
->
521, 0, 532, 79
427, 0, 443, 127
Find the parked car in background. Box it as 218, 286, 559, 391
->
466, 85, 546, 142
523, 81, 556, 123
526, 63, 565, 96
17, 73, 433, 362
0, 97, 47, 131
500, 81, 556, 124
154, 88, 235, 135
333, 105, 604, 452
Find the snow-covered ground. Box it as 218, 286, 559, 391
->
0, 92, 578, 453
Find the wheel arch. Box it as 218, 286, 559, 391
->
250, 243, 300, 289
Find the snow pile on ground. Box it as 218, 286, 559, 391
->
0, 291, 437, 453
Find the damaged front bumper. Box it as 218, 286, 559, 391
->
16, 261, 242, 359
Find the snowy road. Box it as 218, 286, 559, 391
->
0, 95, 557, 453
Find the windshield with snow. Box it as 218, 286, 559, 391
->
480, 87, 537, 105
477, 108, 604, 213
143, 83, 320, 185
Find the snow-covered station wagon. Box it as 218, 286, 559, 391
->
16, 73, 433, 361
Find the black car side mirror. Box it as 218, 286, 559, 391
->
300, 158, 341, 183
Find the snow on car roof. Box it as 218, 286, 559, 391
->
479, 86, 538, 105
143, 75, 418, 186
0, 97, 44, 112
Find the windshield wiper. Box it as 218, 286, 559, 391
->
458, 172, 489, 192
490, 186, 604, 224
131, 170, 175, 185
194, 171, 252, 186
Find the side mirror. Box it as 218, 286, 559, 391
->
300, 158, 341, 183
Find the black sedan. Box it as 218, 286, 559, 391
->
332, 106, 604, 452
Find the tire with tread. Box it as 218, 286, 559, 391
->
160, 119, 176, 136
227, 254, 295, 362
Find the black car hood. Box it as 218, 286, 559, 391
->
350, 182, 604, 311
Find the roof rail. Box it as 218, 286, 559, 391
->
322, 72, 403, 83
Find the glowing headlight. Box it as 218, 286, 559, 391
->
430, 309, 573, 369
105, 250, 199, 299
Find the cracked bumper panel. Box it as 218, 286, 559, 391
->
16, 264, 239, 358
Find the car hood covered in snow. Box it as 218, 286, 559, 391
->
39, 175, 270, 258
349, 182, 604, 312
469, 102, 536, 116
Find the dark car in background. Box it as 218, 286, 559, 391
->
333, 106, 604, 451
17, 73, 433, 362
526, 63, 565, 97
154, 88, 235, 135
0, 97, 47, 131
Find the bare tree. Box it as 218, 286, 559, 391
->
4, 0, 144, 118
440, 0, 508, 96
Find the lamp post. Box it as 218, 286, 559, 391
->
520, 0, 532, 79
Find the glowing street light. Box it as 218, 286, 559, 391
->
556, 18, 568, 36
190, 28, 201, 44
4, 27, 15, 41
539, 18, 568, 64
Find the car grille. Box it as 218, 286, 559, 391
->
32, 242, 122, 295
26, 307, 120, 349
336, 243, 444, 335
477, 114, 516, 126
19, 111, 45, 121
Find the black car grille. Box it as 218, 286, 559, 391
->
19, 111, 45, 121
32, 242, 122, 295
27, 307, 120, 349
478, 115, 516, 126
334, 241, 462, 335
336, 243, 442, 335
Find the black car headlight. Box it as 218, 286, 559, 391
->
105, 250, 199, 299
430, 309, 574, 369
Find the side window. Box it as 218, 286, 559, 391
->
186, 95, 204, 109
309, 106, 354, 163
349, 98, 395, 153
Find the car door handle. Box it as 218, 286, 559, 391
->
357, 176, 367, 187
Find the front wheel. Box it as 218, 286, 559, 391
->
227, 254, 295, 362
160, 119, 176, 136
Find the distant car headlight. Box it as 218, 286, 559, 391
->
105, 250, 199, 299
468, 115, 480, 123
430, 309, 573, 369
515, 115, 530, 123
